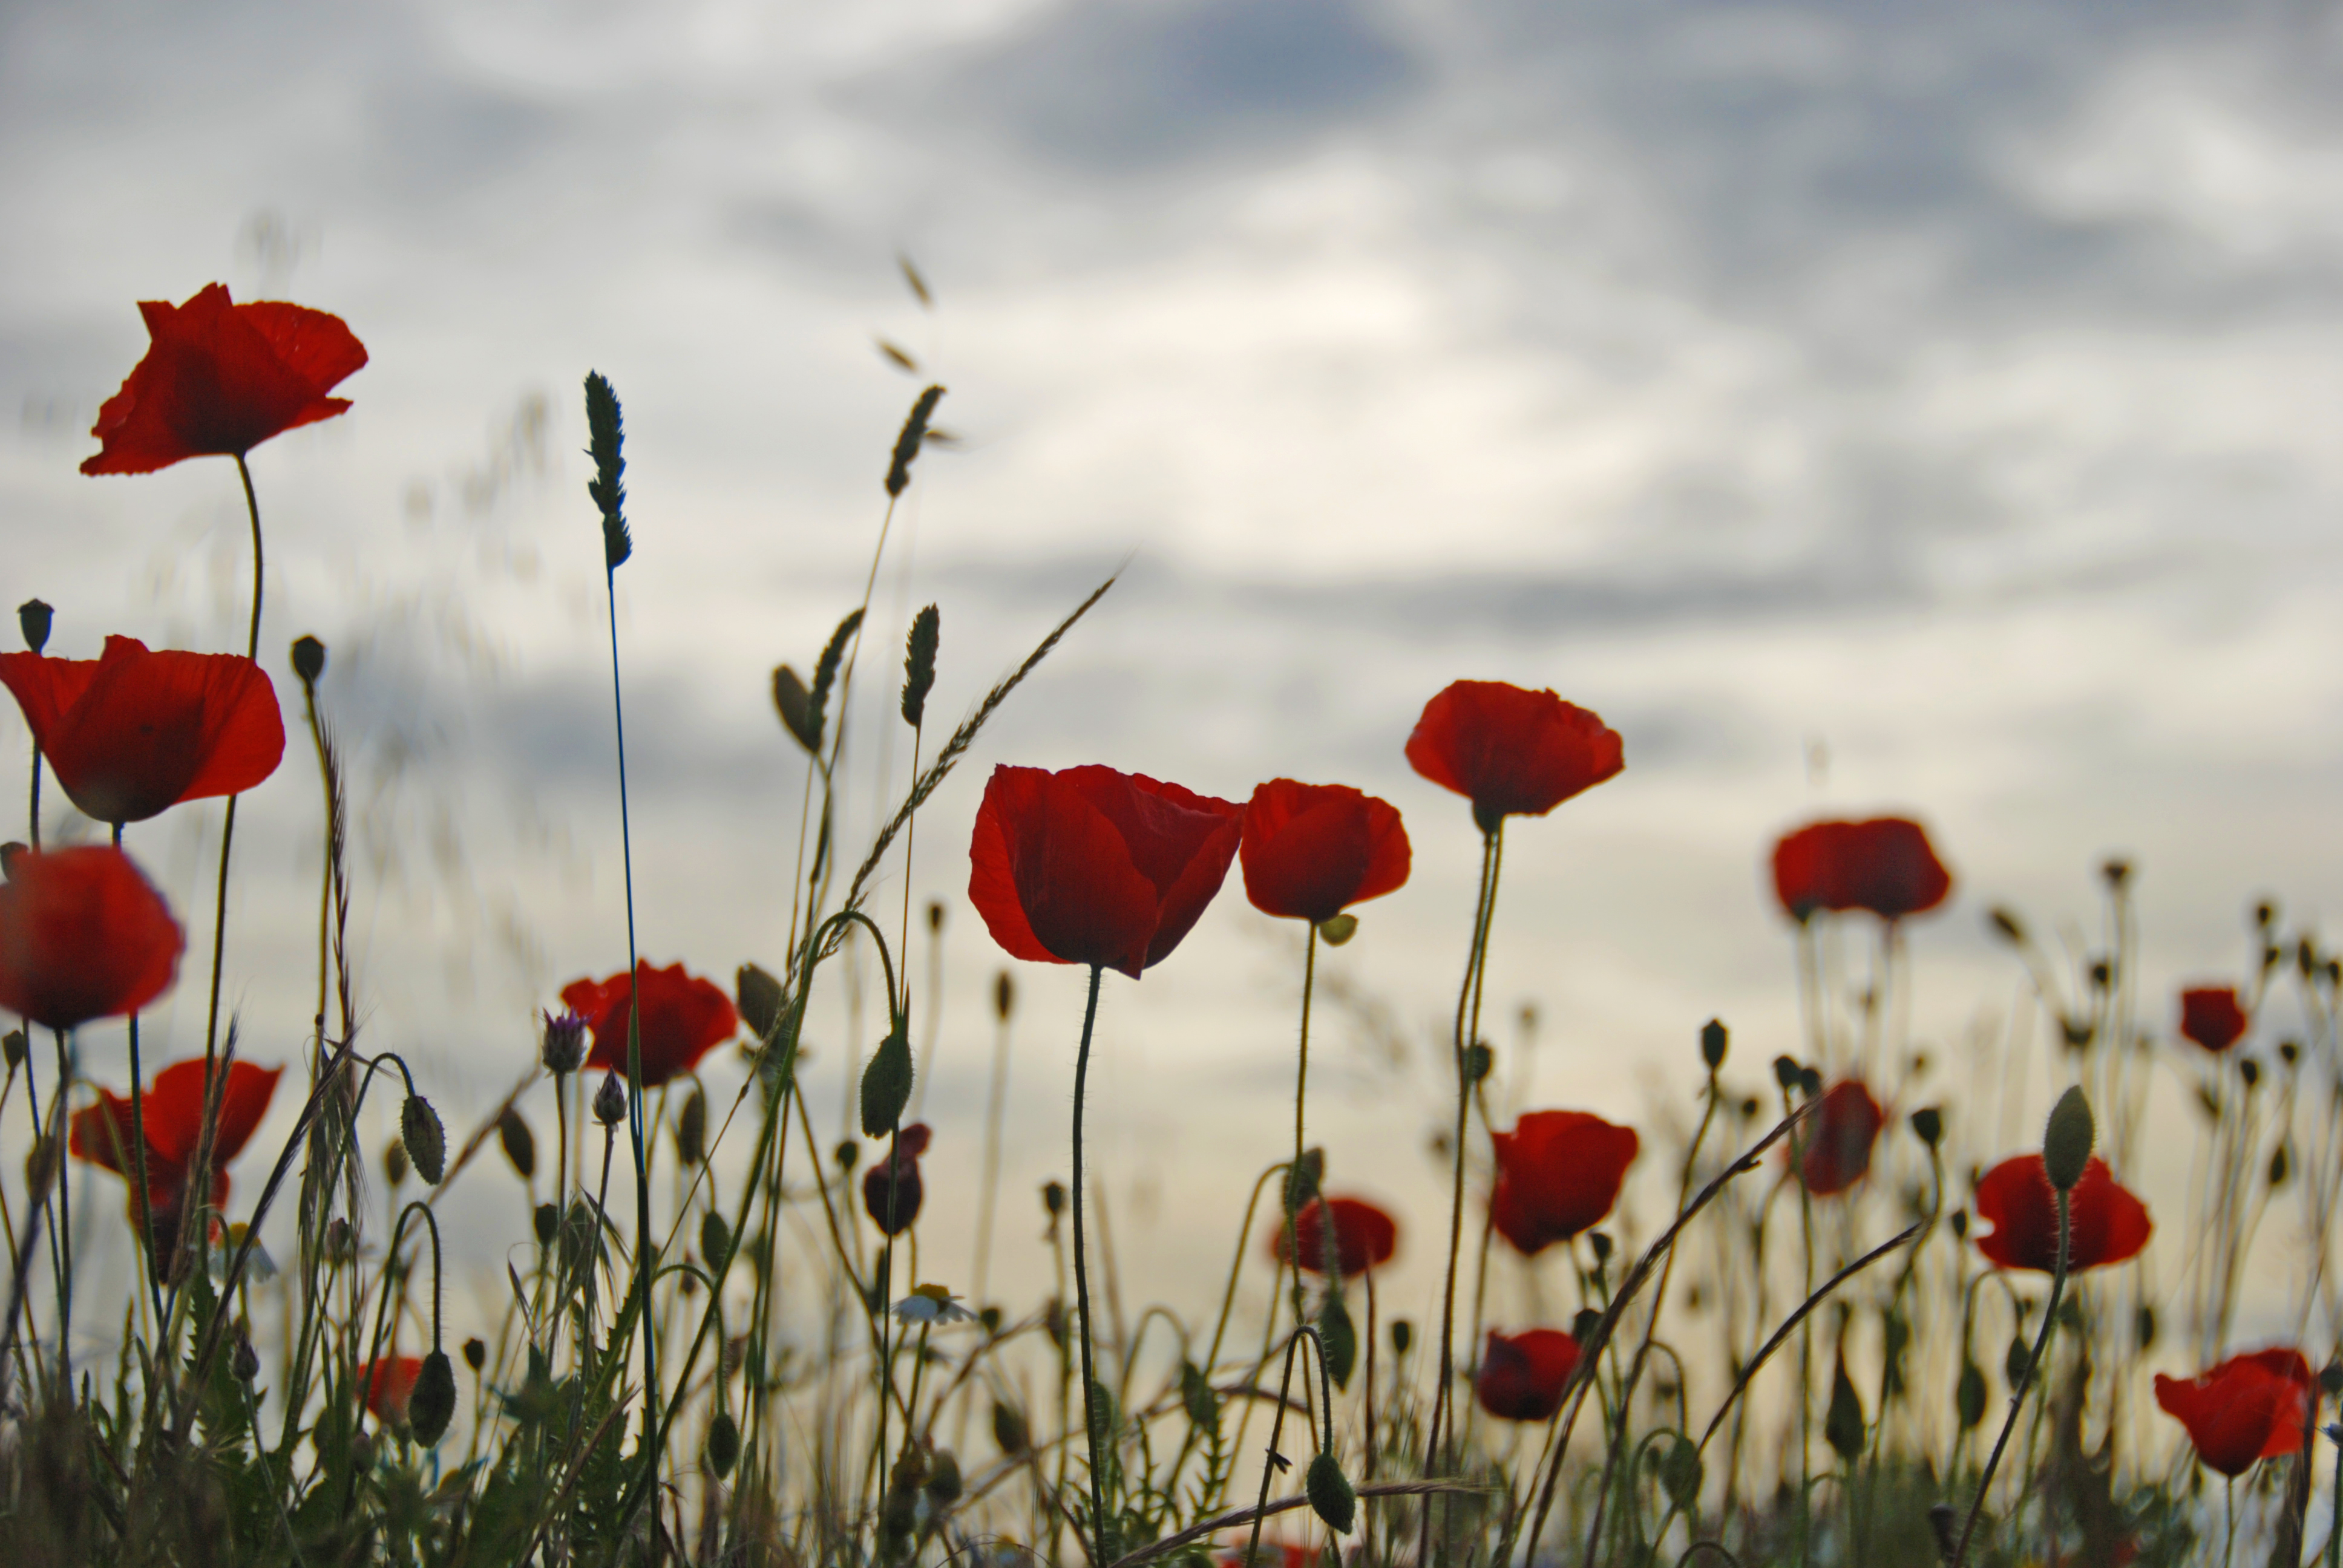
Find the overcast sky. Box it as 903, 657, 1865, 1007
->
5, 0, 2342, 1341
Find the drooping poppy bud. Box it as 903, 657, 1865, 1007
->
860, 1027, 913, 1137
674, 1085, 707, 1167
401, 1094, 447, 1186
736, 963, 785, 1043
1306, 1451, 1357, 1535
407, 1349, 457, 1446
707, 1411, 741, 1477
701, 1210, 732, 1274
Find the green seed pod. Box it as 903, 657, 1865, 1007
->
2, 1028, 24, 1069
701, 1210, 732, 1275
1660, 1437, 1703, 1512
1824, 1353, 1866, 1462
407, 1350, 457, 1446
2042, 1085, 2095, 1192
675, 1085, 708, 1167
991, 1399, 1031, 1456
1461, 1043, 1493, 1084
1956, 1359, 1987, 1429
401, 1094, 447, 1186
923, 1448, 963, 1506
860, 1027, 914, 1137
462, 1338, 486, 1372
498, 1108, 536, 1180
1306, 1451, 1357, 1535
706, 1411, 740, 1478
901, 604, 940, 727
1699, 1018, 1728, 1069
534, 1202, 559, 1247
1317, 912, 1358, 947
1910, 1106, 1944, 1147
1179, 1360, 1220, 1431
290, 634, 326, 684
772, 665, 817, 752
736, 962, 785, 1042
1318, 1294, 1357, 1391
18, 599, 52, 654
2005, 1333, 2032, 1388
1389, 1319, 1412, 1357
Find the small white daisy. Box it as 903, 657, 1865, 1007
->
891, 1283, 977, 1324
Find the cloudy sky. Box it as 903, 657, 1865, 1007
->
5, 0, 2342, 1340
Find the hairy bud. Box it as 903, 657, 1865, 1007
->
2042, 1085, 2095, 1192
675, 1085, 707, 1167
860, 1027, 914, 1137
408, 1350, 457, 1446
701, 1210, 732, 1275
401, 1094, 447, 1186
736, 963, 784, 1044
1306, 1451, 1357, 1535
707, 1411, 741, 1478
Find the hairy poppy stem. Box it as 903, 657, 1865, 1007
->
49, 1028, 70, 1382
1953, 1189, 2068, 1568
1282, 926, 1320, 1323
1069, 961, 1112, 1561
25, 742, 39, 851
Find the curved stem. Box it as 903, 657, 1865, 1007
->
1952, 1189, 2068, 1568
198, 456, 266, 1183
1070, 962, 1112, 1560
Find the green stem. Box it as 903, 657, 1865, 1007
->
1069, 962, 1112, 1561
1428, 826, 1502, 1476
1952, 1189, 2068, 1568
1282, 927, 1320, 1321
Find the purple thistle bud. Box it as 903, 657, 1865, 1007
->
542, 1010, 589, 1074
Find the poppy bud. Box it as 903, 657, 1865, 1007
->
2270, 1142, 2292, 1188
18, 598, 52, 653
927, 900, 945, 934
1699, 1019, 1728, 1070
233, 1330, 260, 1384
2005, 1333, 2033, 1387
701, 1211, 732, 1274
900, 603, 940, 727
1317, 912, 1358, 947
860, 1027, 913, 1137
1660, 1439, 1702, 1512
772, 665, 818, 753
735, 962, 784, 1044
1910, 1106, 1944, 1147
1180, 1360, 1220, 1429
992, 970, 1014, 1022
1987, 907, 2025, 944
462, 1337, 486, 1373
2241, 1059, 2262, 1089
1798, 1065, 1823, 1099
25, 1134, 58, 1201
1042, 1180, 1066, 1216
1824, 1353, 1865, 1461
1044, 1298, 1068, 1350
2042, 1085, 2095, 1192
541, 1010, 588, 1074
992, 1399, 1031, 1455
924, 1448, 963, 1506
2322, 1362, 2343, 1397
1588, 1231, 1613, 1265
290, 634, 326, 685
979, 1305, 1002, 1334
401, 1095, 447, 1186
2282, 1040, 2301, 1067
707, 1411, 741, 1477
1282, 1148, 1325, 1217
1950, 1209, 1968, 1240
2088, 959, 2111, 991
499, 1108, 536, 1180
1461, 1043, 1493, 1083
1956, 1359, 1986, 1429
836, 1140, 861, 1172
885, 385, 945, 498
1319, 1293, 1357, 1390
534, 1202, 559, 1247
1306, 1451, 1357, 1535
408, 1349, 457, 1446
384, 1136, 409, 1187
675, 1085, 707, 1167
349, 1431, 375, 1472
2137, 1305, 2157, 1351
583, 371, 631, 572
1772, 1054, 1802, 1092
1571, 1307, 1603, 1344
2, 1028, 22, 1069
2256, 899, 2278, 929
1390, 1319, 1412, 1357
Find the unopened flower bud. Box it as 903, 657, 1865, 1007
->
592, 1072, 627, 1127
1571, 1307, 1603, 1343
1389, 1319, 1412, 1356
541, 1010, 588, 1074
1699, 1018, 1728, 1070
707, 1411, 741, 1477
1317, 912, 1358, 947
233, 1331, 260, 1383
735, 964, 784, 1044
1910, 1106, 1944, 1147
701, 1210, 732, 1273
290, 634, 326, 685
463, 1337, 486, 1372
834, 1140, 860, 1172
401, 1094, 447, 1185
992, 1398, 1031, 1455
1306, 1451, 1357, 1535
499, 1107, 536, 1180
383, 1137, 409, 1187
1588, 1231, 1613, 1264
408, 1349, 457, 1446
18, 599, 52, 653
1987, 907, 2025, 944
860, 1027, 913, 1137
923, 1448, 963, 1506
4, 1028, 25, 1069
1042, 1179, 1066, 1217
2042, 1085, 2095, 1192
1772, 1055, 1802, 1092
534, 1202, 559, 1247
675, 1086, 707, 1167
993, 970, 1014, 1022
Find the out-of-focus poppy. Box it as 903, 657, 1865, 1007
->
69, 1056, 280, 1260
1796, 1080, 1886, 1197
1476, 1328, 1581, 1422
560, 961, 739, 1088
2154, 1349, 2315, 1476
1404, 681, 1622, 834
1270, 1195, 1398, 1278
0, 844, 185, 1030
1971, 1153, 2151, 1273
0, 636, 284, 825
80, 284, 367, 475
2178, 986, 2249, 1054
1239, 779, 1409, 924
1771, 817, 1952, 923
862, 1122, 932, 1236
1216, 1543, 1313, 1568
360, 1356, 425, 1423
968, 764, 1242, 979
1489, 1110, 1639, 1256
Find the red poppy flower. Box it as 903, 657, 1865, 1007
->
2178, 986, 2248, 1054
80, 284, 367, 475
1489, 1109, 1639, 1256
862, 1122, 932, 1236
1239, 779, 1410, 924
968, 764, 1243, 979
2154, 1349, 2315, 1476
560, 961, 739, 1088
1404, 681, 1623, 833
1971, 1153, 2152, 1273
68, 1056, 280, 1259
0, 636, 285, 825
1217, 1543, 1312, 1568
1795, 1080, 1886, 1197
1770, 817, 1951, 922
1475, 1328, 1581, 1422
0, 844, 185, 1030
359, 1356, 425, 1423
1269, 1196, 1399, 1278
